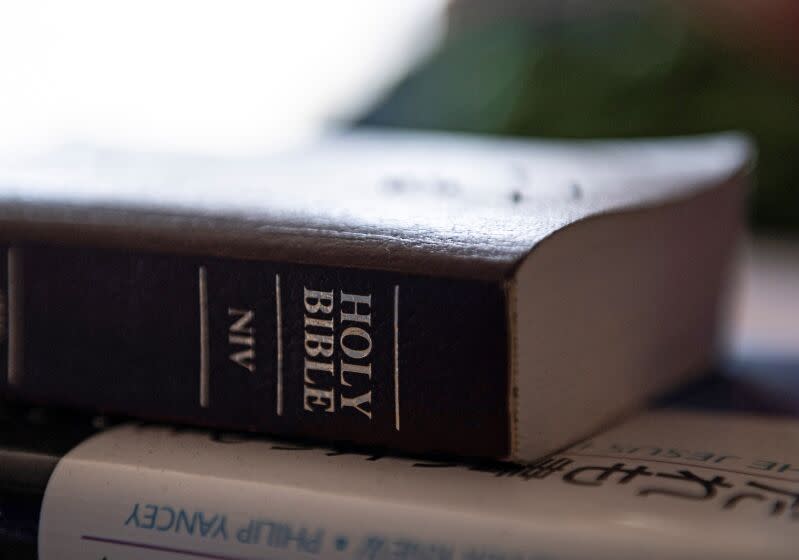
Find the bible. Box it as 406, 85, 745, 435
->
0, 130, 750, 460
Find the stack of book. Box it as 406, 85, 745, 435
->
1, 130, 793, 559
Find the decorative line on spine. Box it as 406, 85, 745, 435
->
276, 273, 283, 416
7, 247, 22, 386
199, 266, 210, 408
394, 284, 400, 431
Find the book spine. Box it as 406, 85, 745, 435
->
0, 244, 510, 458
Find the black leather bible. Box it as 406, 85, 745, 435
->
0, 130, 750, 460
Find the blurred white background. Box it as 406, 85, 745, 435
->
0, 0, 445, 155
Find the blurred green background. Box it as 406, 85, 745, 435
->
359, 1, 799, 232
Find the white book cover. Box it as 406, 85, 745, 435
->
39, 375, 798, 560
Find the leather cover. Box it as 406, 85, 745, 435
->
0, 130, 752, 459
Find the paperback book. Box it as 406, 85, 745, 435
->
0, 359, 796, 559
